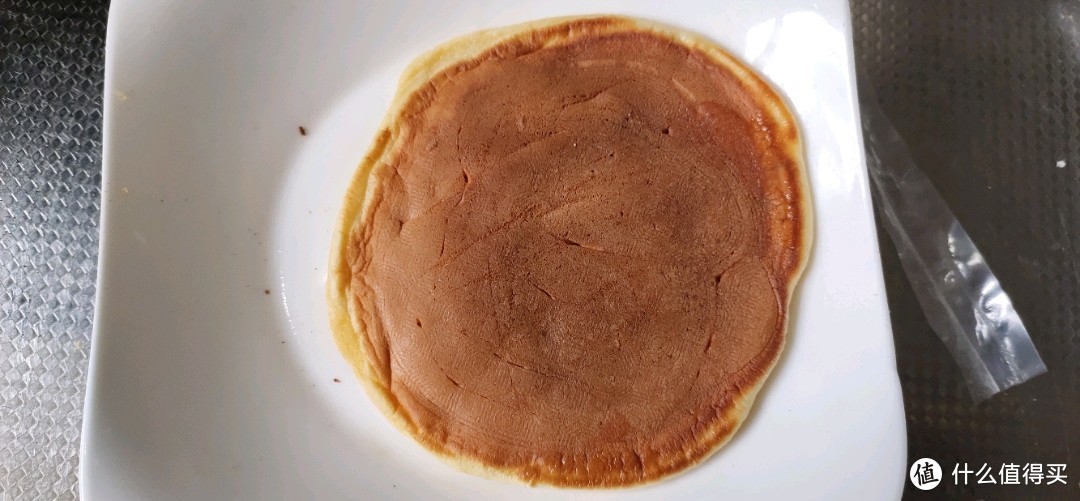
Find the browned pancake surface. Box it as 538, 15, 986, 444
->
333, 16, 809, 487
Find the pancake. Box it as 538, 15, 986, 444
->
328, 15, 811, 487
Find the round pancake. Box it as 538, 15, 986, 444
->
328, 15, 811, 487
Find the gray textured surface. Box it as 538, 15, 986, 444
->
1, 1, 104, 499
0, 0, 1078, 499
853, 0, 1080, 499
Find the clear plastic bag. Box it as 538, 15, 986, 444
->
859, 75, 1047, 402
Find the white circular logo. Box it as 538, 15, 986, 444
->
909, 458, 942, 490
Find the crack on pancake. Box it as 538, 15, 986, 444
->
434, 356, 517, 412
671, 77, 696, 102
492, 351, 562, 381
560, 84, 617, 109
524, 276, 556, 301
560, 237, 605, 252
429, 208, 534, 270
456, 169, 471, 206
631, 447, 646, 473
443, 370, 463, 388
455, 124, 463, 162
713, 259, 738, 285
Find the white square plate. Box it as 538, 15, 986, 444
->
83, 1, 906, 499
